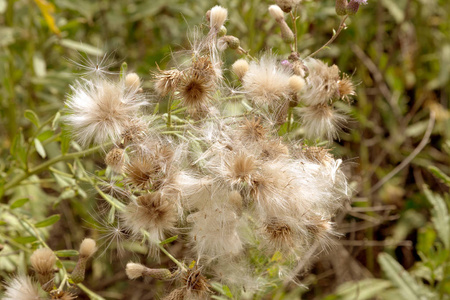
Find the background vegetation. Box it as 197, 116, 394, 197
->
0, 0, 449, 299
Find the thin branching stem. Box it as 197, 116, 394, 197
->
307, 16, 348, 58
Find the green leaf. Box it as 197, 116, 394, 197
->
37, 130, 54, 142
34, 138, 46, 158
55, 249, 79, 257
378, 253, 421, 300
13, 236, 38, 244
160, 235, 178, 245
10, 198, 29, 209
424, 186, 450, 249
60, 39, 103, 56
428, 166, 450, 186
335, 279, 392, 300
34, 214, 60, 228
60, 127, 71, 154
52, 111, 61, 130
33, 52, 46, 77
25, 110, 40, 128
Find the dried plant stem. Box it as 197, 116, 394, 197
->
308, 16, 348, 58
369, 111, 436, 194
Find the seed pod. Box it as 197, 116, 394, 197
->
71, 239, 97, 284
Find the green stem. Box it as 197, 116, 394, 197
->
167, 95, 174, 128
307, 15, 348, 58
77, 283, 106, 300
4, 144, 105, 191
26, 116, 54, 171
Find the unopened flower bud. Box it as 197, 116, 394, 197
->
278, 21, 295, 44
232, 59, 249, 80
335, 0, 348, 16
126, 262, 174, 280
346, 0, 367, 15
30, 248, 56, 292
275, 0, 297, 13
218, 26, 227, 37
268, 5, 284, 21
209, 6, 228, 31
217, 35, 240, 51
71, 238, 97, 284
125, 73, 141, 90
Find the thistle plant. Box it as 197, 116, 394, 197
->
1, 0, 369, 299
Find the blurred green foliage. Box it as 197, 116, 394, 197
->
0, 0, 449, 299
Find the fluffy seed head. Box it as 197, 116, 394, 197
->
210, 6, 228, 31
122, 192, 177, 239
121, 118, 147, 146
79, 238, 97, 258
229, 190, 243, 212
65, 78, 145, 147
30, 248, 55, 275
301, 58, 340, 106
154, 68, 183, 97
239, 117, 267, 142
105, 147, 125, 173
264, 218, 294, 249
268, 5, 284, 21
302, 146, 334, 165
232, 59, 249, 80
125, 73, 141, 90
288, 75, 305, 93
297, 104, 347, 141
242, 54, 292, 107
183, 268, 211, 295
226, 152, 257, 187
3, 275, 41, 300
178, 57, 216, 108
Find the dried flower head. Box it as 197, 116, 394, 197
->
50, 290, 77, 300
105, 147, 125, 173
154, 68, 183, 97
3, 275, 41, 300
65, 78, 146, 147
